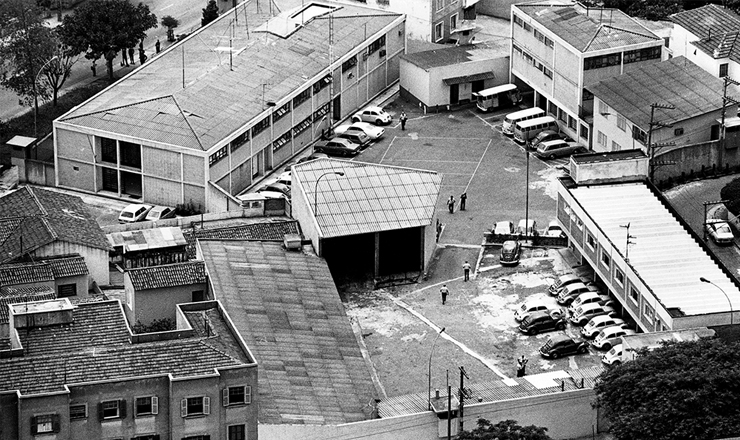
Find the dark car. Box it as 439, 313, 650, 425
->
528, 129, 565, 150
539, 334, 589, 359
313, 138, 361, 156
518, 311, 567, 335
297, 152, 329, 164
500, 240, 521, 265
337, 131, 371, 149
258, 182, 291, 198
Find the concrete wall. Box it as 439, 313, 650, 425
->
34, 243, 108, 287
291, 172, 320, 254
478, 0, 518, 18
0, 392, 19, 440
24, 160, 55, 186
428, 57, 510, 107
124, 278, 208, 326
653, 138, 740, 184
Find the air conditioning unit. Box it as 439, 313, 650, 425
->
379, 49, 386, 57
283, 233, 302, 251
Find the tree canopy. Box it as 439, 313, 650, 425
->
457, 419, 553, 440
595, 338, 740, 440
602, 0, 682, 21
201, 0, 219, 27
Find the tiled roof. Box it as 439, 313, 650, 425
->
0, 286, 56, 324
127, 261, 206, 291
0, 300, 253, 395
292, 158, 441, 238
41, 255, 89, 278
184, 220, 300, 258
57, 2, 403, 152
0, 262, 54, 286
0, 187, 109, 263
516, 2, 661, 52
586, 57, 725, 130
671, 4, 740, 62
200, 240, 377, 425
400, 42, 506, 69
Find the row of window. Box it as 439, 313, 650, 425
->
512, 44, 553, 78
368, 35, 386, 55
545, 100, 577, 131
584, 47, 661, 71
434, 14, 459, 42
533, 28, 554, 48
100, 137, 143, 169
435, 0, 458, 12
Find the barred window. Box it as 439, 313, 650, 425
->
313, 74, 332, 94
543, 66, 552, 78
314, 103, 330, 121
584, 53, 621, 70
272, 131, 292, 152
534, 28, 552, 47
292, 88, 311, 108
342, 56, 357, 72
368, 35, 386, 55
209, 146, 228, 166
568, 115, 577, 130
632, 125, 647, 143
251, 116, 271, 137
293, 117, 312, 135
273, 102, 291, 122
623, 46, 661, 64
230, 131, 250, 152
513, 14, 523, 27
523, 22, 532, 32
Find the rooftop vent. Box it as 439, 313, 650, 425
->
283, 233, 302, 251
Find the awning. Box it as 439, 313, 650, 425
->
443, 71, 495, 86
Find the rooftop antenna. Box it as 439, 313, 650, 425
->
619, 223, 636, 262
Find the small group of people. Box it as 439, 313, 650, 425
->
117, 39, 161, 68
447, 192, 467, 213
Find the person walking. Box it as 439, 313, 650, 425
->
435, 220, 442, 243
400, 111, 408, 130
440, 285, 449, 305
90, 60, 97, 77
460, 192, 467, 211
447, 195, 455, 214
139, 48, 147, 65
155, 39, 161, 54
128, 47, 136, 65
516, 355, 528, 377
463, 261, 471, 281
120, 49, 128, 67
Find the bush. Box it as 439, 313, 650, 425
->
132, 318, 176, 334
720, 176, 740, 216
175, 200, 203, 216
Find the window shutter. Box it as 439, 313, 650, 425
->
245, 386, 252, 404
98, 403, 104, 421
222, 389, 229, 407
30, 416, 38, 435
52, 414, 60, 433
180, 399, 187, 417
119, 399, 127, 419
151, 396, 158, 415
203, 396, 211, 415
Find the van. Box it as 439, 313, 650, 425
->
568, 291, 613, 314
513, 116, 558, 144
592, 326, 635, 350
502, 107, 544, 136
473, 83, 521, 112
570, 303, 617, 326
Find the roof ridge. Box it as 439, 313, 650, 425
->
26, 187, 48, 216
171, 95, 206, 151
59, 95, 179, 122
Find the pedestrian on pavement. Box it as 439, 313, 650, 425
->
155, 39, 161, 54
121, 49, 128, 67
516, 355, 528, 377
463, 261, 471, 281
128, 47, 136, 65
447, 195, 455, 214
460, 192, 467, 211
435, 219, 442, 243
400, 111, 408, 130
90, 60, 97, 77
440, 284, 449, 305
139, 48, 147, 65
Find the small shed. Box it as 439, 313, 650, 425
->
108, 226, 188, 269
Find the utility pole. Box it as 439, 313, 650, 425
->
647, 102, 676, 182
458, 366, 470, 434
619, 223, 636, 262
720, 76, 740, 150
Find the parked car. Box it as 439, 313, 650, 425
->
543, 220, 565, 238
570, 303, 618, 326
705, 219, 734, 245
581, 315, 627, 339
258, 182, 291, 198
500, 240, 522, 266
337, 130, 371, 148
297, 152, 329, 164
557, 282, 600, 305
493, 220, 515, 235
518, 310, 567, 335
351, 106, 392, 125
517, 219, 537, 235
334, 121, 385, 140
514, 299, 563, 322
534, 139, 586, 160
602, 344, 623, 366
313, 138, 361, 156
591, 326, 636, 351
276, 171, 292, 186
118, 204, 153, 223
528, 129, 565, 150
567, 291, 615, 314
539, 334, 589, 359
145, 205, 176, 222
549, 273, 587, 296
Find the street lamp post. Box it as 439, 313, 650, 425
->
525, 145, 530, 239
700, 277, 734, 325
313, 171, 344, 216
427, 327, 446, 411
34, 55, 59, 138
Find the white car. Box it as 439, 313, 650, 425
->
602, 344, 623, 365
514, 299, 563, 322
493, 220, 515, 235
118, 204, 153, 223
543, 220, 565, 238
581, 315, 626, 339
705, 219, 734, 245
145, 205, 176, 222
334, 122, 385, 140
351, 106, 392, 125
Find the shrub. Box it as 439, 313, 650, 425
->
720, 176, 740, 216
132, 318, 176, 334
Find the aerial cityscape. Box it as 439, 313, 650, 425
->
2, 0, 740, 439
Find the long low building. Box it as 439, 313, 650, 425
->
53, 1, 405, 212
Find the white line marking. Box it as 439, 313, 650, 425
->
378, 136, 396, 164
161, 3, 173, 10
470, 109, 495, 129
383, 159, 480, 164
464, 139, 491, 193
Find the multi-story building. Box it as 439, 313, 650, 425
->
53, 1, 405, 212
0, 298, 258, 440
510, 1, 665, 147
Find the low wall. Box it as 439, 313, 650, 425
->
24, 159, 54, 186
653, 139, 740, 187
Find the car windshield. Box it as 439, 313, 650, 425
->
717, 224, 732, 234
121, 212, 133, 218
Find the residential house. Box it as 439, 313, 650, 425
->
510, 1, 665, 147
0, 255, 90, 299
0, 186, 110, 285
53, 1, 405, 212
0, 298, 258, 440
124, 261, 208, 326
587, 56, 732, 153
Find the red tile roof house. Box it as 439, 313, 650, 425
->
0, 187, 110, 286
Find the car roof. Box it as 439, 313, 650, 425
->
527, 311, 552, 320
495, 221, 513, 228
123, 203, 150, 211
149, 205, 170, 212
502, 240, 518, 250
548, 220, 560, 227
547, 334, 573, 344
363, 106, 384, 112
518, 219, 535, 227
536, 129, 558, 137
351, 121, 374, 129
540, 139, 568, 147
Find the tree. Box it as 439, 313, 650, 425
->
457, 419, 553, 440
161, 15, 179, 42
59, 0, 157, 82
602, 0, 682, 20
41, 29, 80, 107
595, 338, 740, 440
201, 0, 219, 27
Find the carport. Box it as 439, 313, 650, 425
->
291, 158, 442, 284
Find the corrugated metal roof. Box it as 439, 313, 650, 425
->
292, 159, 441, 238
58, 1, 402, 152
108, 226, 187, 253
516, 2, 660, 52
587, 57, 725, 130
569, 182, 740, 316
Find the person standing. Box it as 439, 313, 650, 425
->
436, 219, 442, 243
516, 355, 528, 377
440, 284, 449, 305
121, 49, 128, 67
460, 192, 467, 211
155, 39, 161, 54
90, 60, 97, 77
447, 195, 455, 214
462, 261, 471, 281
139, 48, 147, 65
128, 47, 136, 65
400, 111, 408, 130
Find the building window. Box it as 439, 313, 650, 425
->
674, 127, 684, 136
548, 101, 559, 116
434, 22, 443, 41
586, 233, 596, 250
69, 404, 87, 420
272, 102, 291, 122
580, 124, 589, 140
31, 414, 60, 435
644, 303, 654, 323
58, 283, 77, 297
135, 396, 159, 417
181, 396, 210, 417
133, 436, 160, 440
450, 13, 458, 30
101, 137, 117, 163
513, 14, 523, 27
523, 22, 532, 32
543, 66, 553, 78
584, 53, 621, 70
223, 386, 252, 406
230, 131, 250, 152
582, 89, 593, 101
617, 114, 626, 131
575, 218, 583, 231
597, 131, 607, 147
119, 141, 141, 169
568, 115, 577, 130
623, 46, 661, 64
292, 88, 311, 108
558, 108, 567, 123
599, 101, 609, 116
720, 63, 729, 78
99, 400, 126, 420
209, 146, 228, 167
513, 43, 522, 55
629, 286, 639, 304
632, 125, 647, 143
183, 437, 211, 440
436, 0, 443, 11
293, 116, 312, 136
228, 425, 246, 440
312, 74, 332, 94
251, 116, 271, 137
368, 35, 386, 55
313, 103, 330, 121
612, 140, 622, 151
272, 131, 292, 152
601, 250, 611, 268
342, 56, 357, 72
615, 268, 625, 287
